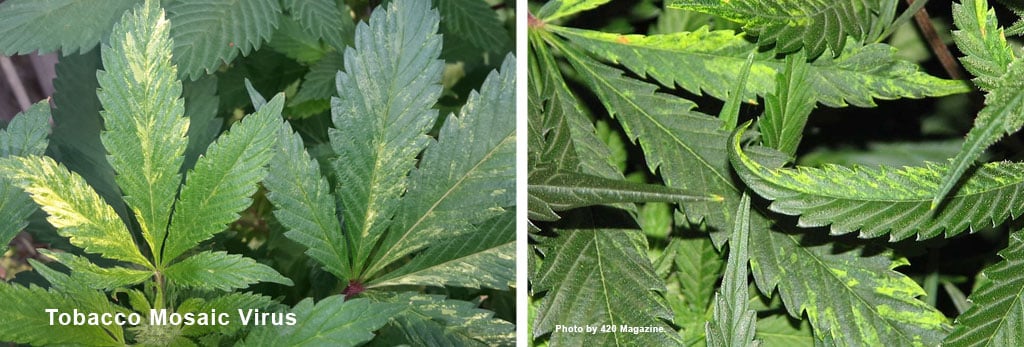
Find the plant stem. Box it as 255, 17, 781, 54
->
906, 0, 965, 80
154, 271, 166, 310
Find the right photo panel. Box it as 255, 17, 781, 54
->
527, 0, 1018, 346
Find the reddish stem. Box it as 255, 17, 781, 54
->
343, 280, 366, 299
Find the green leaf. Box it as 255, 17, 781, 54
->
0, 101, 51, 249
281, 0, 354, 51
243, 296, 402, 347
755, 315, 814, 346
944, 229, 1024, 346
367, 54, 513, 275
370, 209, 514, 290
759, 51, 815, 158
435, 0, 511, 53
667, 0, 884, 57
952, 0, 1015, 91
374, 292, 515, 346
536, 0, 614, 22
97, 0, 188, 262
164, 251, 292, 291
1, 101, 51, 157
533, 210, 680, 345
672, 234, 724, 315
291, 51, 344, 105
179, 293, 276, 337
529, 165, 720, 221
0, 0, 138, 55
40, 250, 152, 290
706, 194, 758, 347
162, 94, 283, 263
728, 123, 1024, 241
265, 122, 349, 279
329, 0, 443, 271
0, 283, 120, 346
165, 0, 282, 79
0, 155, 149, 267
268, 15, 328, 64
550, 25, 970, 108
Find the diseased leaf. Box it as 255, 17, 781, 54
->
370, 209, 514, 290
533, 209, 680, 345
179, 293, 276, 337
0, 0, 138, 55
0, 283, 120, 346
164, 251, 292, 291
368, 54, 513, 275
536, 0, 613, 22
755, 315, 815, 346
242, 296, 402, 347
162, 94, 283, 263
96, 0, 187, 261
0, 155, 149, 267
265, 122, 349, 279
550, 25, 970, 108
328, 0, 443, 271
944, 229, 1024, 346
182, 76, 222, 173
165, 0, 282, 79
729, 123, 1024, 241
40, 250, 152, 290
672, 234, 724, 315
373, 292, 516, 346
667, 0, 887, 57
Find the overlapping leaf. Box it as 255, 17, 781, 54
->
0, 155, 149, 267
373, 292, 516, 346
944, 229, 1024, 346
370, 209, 515, 290
368, 55, 514, 276
550, 25, 970, 108
535, 0, 614, 22
706, 195, 758, 347
0, 283, 120, 346
162, 94, 283, 263
281, 0, 353, 51
40, 250, 152, 290
328, 0, 443, 271
96, 0, 187, 262
668, 0, 890, 57
0, 101, 50, 249
760, 52, 815, 158
164, 0, 281, 79
0, 0, 138, 55
242, 296, 402, 346
729, 123, 1024, 241
435, 0, 511, 53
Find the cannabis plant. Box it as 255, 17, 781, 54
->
529, 0, 1024, 345
257, 0, 517, 344
0, 0, 515, 345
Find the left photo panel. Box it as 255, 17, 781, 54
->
0, 0, 517, 345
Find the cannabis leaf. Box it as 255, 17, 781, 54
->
705, 195, 758, 347
281, 0, 353, 51
435, 0, 511, 53
0, 283, 121, 346
550, 25, 969, 107
944, 229, 1024, 346
164, 0, 282, 79
0, 101, 50, 249
935, 0, 1024, 208
372, 292, 516, 346
729, 123, 1024, 241
534, 0, 614, 22
759, 52, 816, 158
0, 0, 138, 55
243, 297, 402, 346
667, 0, 894, 58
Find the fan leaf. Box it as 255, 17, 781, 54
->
944, 229, 1024, 346
0, 101, 51, 249
164, 0, 282, 79
96, 0, 188, 261
0, 0, 138, 55
162, 94, 283, 263
281, 0, 353, 51
164, 251, 293, 291
242, 296, 402, 346
328, 0, 443, 271
729, 123, 1024, 241
0, 283, 120, 346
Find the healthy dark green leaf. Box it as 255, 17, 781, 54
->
0, 0, 138, 55
164, 0, 282, 79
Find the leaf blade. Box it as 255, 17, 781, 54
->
164, 251, 292, 291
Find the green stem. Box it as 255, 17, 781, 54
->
154, 271, 166, 310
